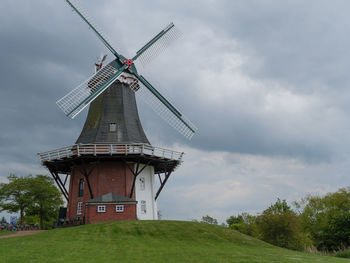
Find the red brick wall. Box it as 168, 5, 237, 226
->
67, 161, 135, 221
86, 203, 136, 223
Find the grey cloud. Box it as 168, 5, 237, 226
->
1, 0, 348, 164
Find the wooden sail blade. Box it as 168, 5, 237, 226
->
57, 62, 126, 119
65, 0, 123, 61
132, 23, 182, 67
132, 74, 197, 139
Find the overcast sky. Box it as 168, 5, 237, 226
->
1, 0, 350, 223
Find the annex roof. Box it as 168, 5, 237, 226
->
86, 192, 137, 204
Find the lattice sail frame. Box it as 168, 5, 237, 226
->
129, 80, 197, 139
136, 23, 182, 67
56, 63, 121, 119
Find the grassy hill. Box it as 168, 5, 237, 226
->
0, 220, 348, 263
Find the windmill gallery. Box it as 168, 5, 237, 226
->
37, 0, 197, 224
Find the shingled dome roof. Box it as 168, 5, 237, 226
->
85, 192, 137, 204
76, 81, 149, 144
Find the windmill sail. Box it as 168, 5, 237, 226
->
57, 62, 125, 119
65, 0, 124, 61
132, 74, 197, 139
133, 23, 182, 67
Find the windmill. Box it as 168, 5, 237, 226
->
38, 0, 197, 224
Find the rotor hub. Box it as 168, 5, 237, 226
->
124, 59, 133, 69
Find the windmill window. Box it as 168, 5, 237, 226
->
109, 123, 117, 132
97, 205, 106, 213
78, 178, 84, 197
116, 205, 124, 212
141, 200, 146, 214
139, 177, 145, 190
77, 202, 82, 215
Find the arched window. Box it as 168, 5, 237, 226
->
78, 178, 84, 197
139, 177, 145, 190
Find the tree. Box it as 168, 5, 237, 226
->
226, 214, 244, 226
263, 198, 291, 214
296, 187, 350, 251
26, 175, 63, 230
0, 216, 7, 223
0, 174, 32, 223
201, 215, 218, 225
256, 198, 310, 250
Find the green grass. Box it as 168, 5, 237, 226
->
0, 220, 348, 263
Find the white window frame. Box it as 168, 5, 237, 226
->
139, 177, 145, 191
141, 200, 146, 214
97, 205, 106, 213
77, 202, 82, 215
115, 205, 124, 213
109, 123, 117, 132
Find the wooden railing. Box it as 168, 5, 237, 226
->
38, 144, 183, 163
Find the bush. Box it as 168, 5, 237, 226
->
335, 250, 350, 258
227, 188, 350, 252
228, 213, 259, 237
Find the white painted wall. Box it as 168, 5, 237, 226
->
135, 165, 158, 220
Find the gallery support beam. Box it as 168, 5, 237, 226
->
50, 170, 69, 202
79, 165, 95, 199
63, 174, 69, 186
155, 171, 172, 200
